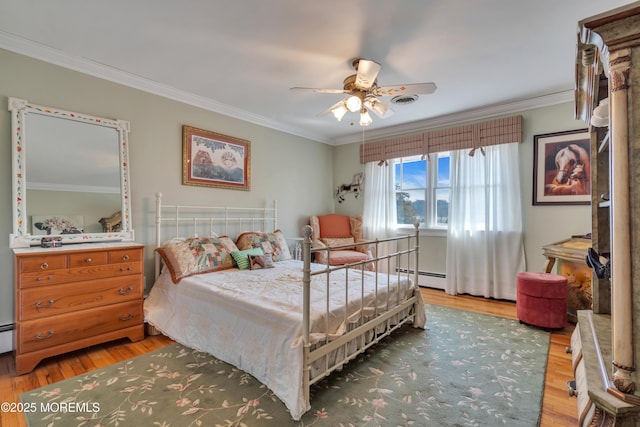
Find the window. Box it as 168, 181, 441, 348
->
394, 153, 450, 228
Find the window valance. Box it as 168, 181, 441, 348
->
360, 115, 522, 164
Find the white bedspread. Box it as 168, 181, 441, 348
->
144, 259, 425, 420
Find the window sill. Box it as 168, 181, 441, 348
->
395, 225, 447, 237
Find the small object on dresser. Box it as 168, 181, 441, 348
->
40, 236, 63, 248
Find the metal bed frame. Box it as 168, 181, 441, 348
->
152, 192, 424, 418
301, 224, 422, 410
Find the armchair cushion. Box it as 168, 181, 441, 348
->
317, 214, 352, 238
321, 237, 355, 248
327, 250, 370, 265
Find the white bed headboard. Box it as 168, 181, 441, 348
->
154, 192, 278, 277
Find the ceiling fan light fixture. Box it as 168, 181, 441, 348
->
331, 103, 348, 121
291, 59, 436, 126
364, 96, 392, 118
346, 95, 362, 112
359, 108, 372, 127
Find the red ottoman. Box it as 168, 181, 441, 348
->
516, 272, 567, 329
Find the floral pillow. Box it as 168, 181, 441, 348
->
156, 236, 239, 284
235, 230, 292, 262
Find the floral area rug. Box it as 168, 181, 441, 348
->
21, 304, 550, 426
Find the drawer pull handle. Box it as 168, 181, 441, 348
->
40, 262, 49, 270
35, 275, 53, 282
85, 258, 93, 263
119, 286, 133, 295
119, 313, 133, 321
35, 299, 55, 308
119, 267, 133, 272
35, 330, 54, 340
122, 255, 130, 261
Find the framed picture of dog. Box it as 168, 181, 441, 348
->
533, 129, 590, 205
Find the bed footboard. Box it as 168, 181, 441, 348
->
300, 222, 424, 414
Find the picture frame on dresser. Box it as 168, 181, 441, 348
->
532, 129, 590, 206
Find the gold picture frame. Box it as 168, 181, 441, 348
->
182, 125, 251, 191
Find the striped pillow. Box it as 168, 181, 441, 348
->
231, 248, 264, 270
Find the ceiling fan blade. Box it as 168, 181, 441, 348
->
364, 97, 394, 118
354, 59, 382, 90
290, 87, 350, 94
372, 82, 437, 97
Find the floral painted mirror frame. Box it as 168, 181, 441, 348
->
8, 97, 134, 248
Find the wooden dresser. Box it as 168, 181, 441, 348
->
13, 242, 145, 375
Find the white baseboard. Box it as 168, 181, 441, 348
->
0, 328, 14, 354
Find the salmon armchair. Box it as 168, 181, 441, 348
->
309, 214, 374, 270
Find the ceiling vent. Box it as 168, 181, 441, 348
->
391, 94, 419, 105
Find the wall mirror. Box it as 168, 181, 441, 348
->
9, 97, 134, 248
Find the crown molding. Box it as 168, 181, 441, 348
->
0, 31, 330, 144
1, 30, 572, 147
329, 90, 575, 145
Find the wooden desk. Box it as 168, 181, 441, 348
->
542, 237, 593, 323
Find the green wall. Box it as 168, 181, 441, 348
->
0, 48, 335, 328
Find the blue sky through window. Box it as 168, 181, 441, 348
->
395, 154, 451, 228
396, 155, 450, 200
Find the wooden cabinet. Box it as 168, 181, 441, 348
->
571, 3, 640, 425
13, 242, 145, 375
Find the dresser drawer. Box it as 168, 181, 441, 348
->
18, 300, 143, 354
19, 262, 143, 288
68, 251, 108, 268
19, 255, 67, 273
109, 248, 142, 264
19, 275, 143, 321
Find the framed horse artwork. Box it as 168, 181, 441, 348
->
533, 129, 590, 205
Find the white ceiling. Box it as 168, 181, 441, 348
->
0, 1, 632, 145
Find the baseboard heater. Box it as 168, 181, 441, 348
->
396, 268, 446, 289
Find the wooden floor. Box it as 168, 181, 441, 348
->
0, 287, 578, 427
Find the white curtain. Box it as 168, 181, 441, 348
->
363, 162, 397, 273
445, 142, 526, 300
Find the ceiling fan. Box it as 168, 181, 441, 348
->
291, 58, 437, 127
